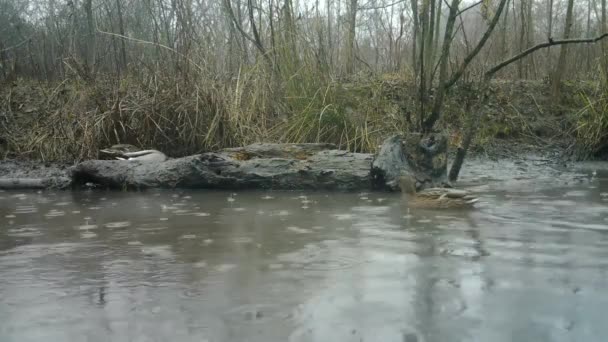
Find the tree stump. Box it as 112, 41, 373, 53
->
371, 133, 449, 191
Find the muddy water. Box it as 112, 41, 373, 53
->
1, 158, 608, 342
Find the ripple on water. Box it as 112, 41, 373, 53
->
332, 213, 353, 220
286, 226, 312, 234
7, 226, 42, 238
222, 303, 285, 324
141, 245, 174, 258
288, 319, 423, 342
193, 261, 207, 268
233, 236, 254, 243
563, 190, 589, 197
277, 243, 363, 271
75, 224, 98, 230
351, 205, 391, 215
104, 221, 132, 229
136, 224, 168, 232
439, 245, 484, 259
80, 231, 97, 239
44, 210, 65, 218
213, 264, 237, 273
179, 285, 207, 298
14, 205, 38, 214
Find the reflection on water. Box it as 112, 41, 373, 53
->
1, 159, 608, 342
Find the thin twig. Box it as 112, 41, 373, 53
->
0, 37, 33, 52
95, 29, 207, 73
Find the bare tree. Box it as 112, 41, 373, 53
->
551, 0, 575, 98
345, 0, 358, 74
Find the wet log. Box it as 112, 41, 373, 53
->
4, 139, 447, 191
0, 160, 73, 190
371, 133, 450, 191
72, 143, 374, 191
0, 177, 71, 190
0, 178, 47, 189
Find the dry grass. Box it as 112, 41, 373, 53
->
0, 67, 411, 162
571, 87, 608, 158
1, 62, 603, 162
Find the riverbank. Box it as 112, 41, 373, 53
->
1, 76, 604, 190
1, 77, 604, 162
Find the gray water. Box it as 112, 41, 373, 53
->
1, 158, 608, 342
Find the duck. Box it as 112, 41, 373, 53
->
399, 174, 479, 209
99, 144, 139, 159
100, 145, 168, 162
116, 150, 168, 162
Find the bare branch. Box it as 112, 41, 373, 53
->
0, 37, 32, 52
358, 0, 407, 10
485, 33, 608, 79
223, 0, 273, 68
449, 32, 608, 182
457, 0, 483, 15
444, 0, 509, 90
95, 29, 207, 73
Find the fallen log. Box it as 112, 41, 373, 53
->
2, 136, 450, 191
0, 178, 47, 189
72, 143, 375, 191
0, 177, 71, 190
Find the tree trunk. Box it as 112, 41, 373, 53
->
411, 0, 419, 80
237, 0, 249, 63
418, 0, 431, 129
84, 0, 95, 76
327, 0, 333, 68
501, 0, 511, 57
346, 0, 358, 74
433, 0, 442, 62
424, 0, 507, 132
518, 0, 526, 79
602, 0, 607, 84
283, 0, 298, 63
546, 0, 553, 75
526, 0, 536, 78
423, 0, 461, 132
551, 0, 575, 99
425, 0, 436, 82
116, 0, 128, 70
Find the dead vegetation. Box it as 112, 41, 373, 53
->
0, 72, 603, 162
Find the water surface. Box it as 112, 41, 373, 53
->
1, 158, 608, 342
